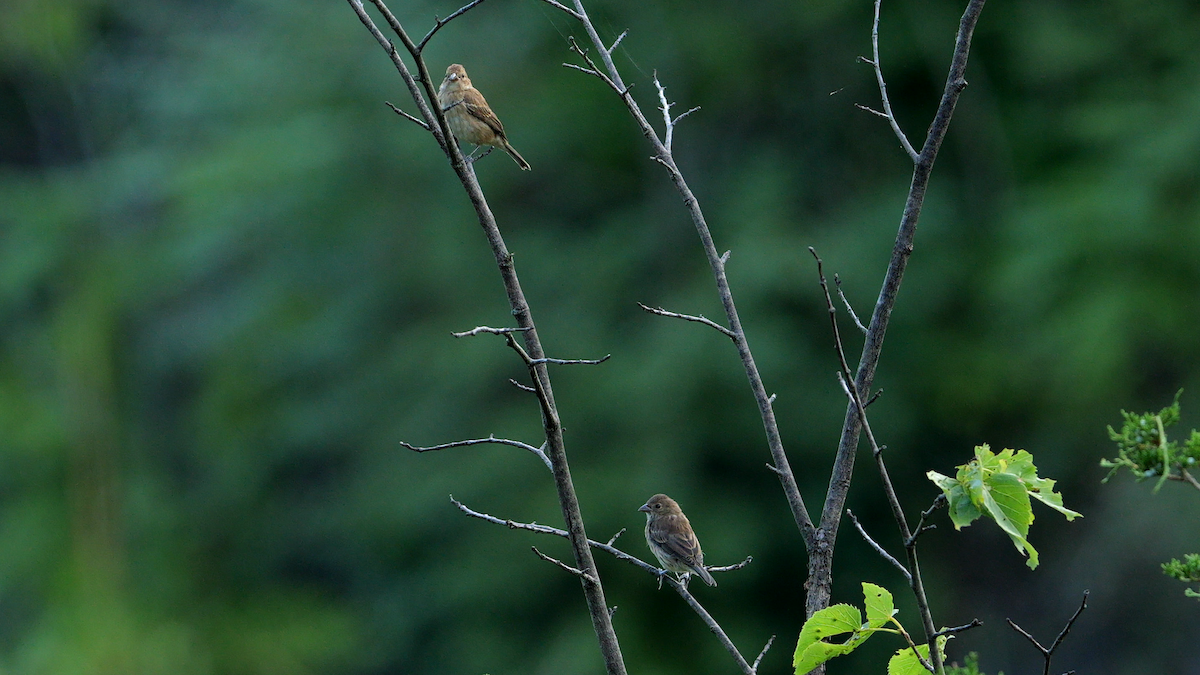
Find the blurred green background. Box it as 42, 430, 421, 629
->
2, 0, 1199, 673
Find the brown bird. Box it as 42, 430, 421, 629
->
436, 64, 530, 170
640, 493, 717, 587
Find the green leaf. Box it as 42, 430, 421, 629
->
927, 470, 982, 529
793, 583, 899, 674
978, 471, 1039, 568
862, 582, 896, 628
887, 635, 948, 675
927, 444, 1081, 569
793, 604, 865, 674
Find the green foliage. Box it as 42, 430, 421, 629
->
945, 652, 1002, 675
887, 636, 948, 675
1161, 553, 1200, 599
1102, 390, 1200, 490
928, 445, 1082, 569
793, 583, 948, 675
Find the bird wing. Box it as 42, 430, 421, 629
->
649, 514, 703, 566
462, 88, 506, 137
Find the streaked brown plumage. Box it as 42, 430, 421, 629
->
640, 493, 716, 587
436, 64, 530, 170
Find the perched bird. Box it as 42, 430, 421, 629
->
436, 63, 531, 170
640, 493, 717, 587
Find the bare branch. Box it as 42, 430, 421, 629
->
637, 302, 737, 339
536, 0, 584, 20
530, 354, 612, 366
386, 101, 431, 129
1007, 590, 1088, 675
509, 378, 537, 393
709, 556, 753, 573
417, 0, 491, 52
606, 528, 626, 546
346, 0, 445, 146
864, 0, 920, 161
563, 62, 603, 79
932, 619, 983, 638
864, 388, 884, 407
452, 325, 531, 338
567, 37, 621, 92
818, 0, 987, 634
847, 509, 911, 584
349, 2, 641, 672
751, 635, 775, 673
608, 29, 628, 52
834, 274, 868, 335
855, 103, 890, 119
533, 546, 597, 583
402, 435, 552, 470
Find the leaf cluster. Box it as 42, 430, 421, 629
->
792, 583, 948, 675
1161, 554, 1200, 599
1102, 390, 1200, 488
928, 445, 1082, 569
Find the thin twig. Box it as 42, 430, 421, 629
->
708, 556, 753, 573
509, 378, 537, 393
834, 274, 868, 335
847, 509, 911, 584
751, 635, 775, 673
1007, 590, 1088, 675
401, 436, 552, 471
606, 528, 626, 546
864, 388, 884, 407
608, 29, 628, 52
386, 101, 431, 129
417, 0, 491, 52
536, 0, 584, 20
906, 494, 946, 546
533, 546, 597, 583
532, 353, 609, 362
932, 619, 982, 638
637, 302, 737, 339
863, 0, 919, 161
452, 325, 531, 337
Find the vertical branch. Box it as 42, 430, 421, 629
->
812, 0, 986, 623
345, 3, 628, 674
553, 0, 818, 550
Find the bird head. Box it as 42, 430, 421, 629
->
640, 494, 681, 516
442, 64, 470, 89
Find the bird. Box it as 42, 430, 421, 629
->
436, 63, 531, 170
640, 493, 717, 587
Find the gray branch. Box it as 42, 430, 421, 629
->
401, 435, 552, 471
348, 3, 629, 672
637, 302, 737, 339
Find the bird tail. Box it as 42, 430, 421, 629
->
500, 139, 531, 170
695, 566, 717, 587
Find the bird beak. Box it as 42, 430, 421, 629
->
638, 504, 651, 513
